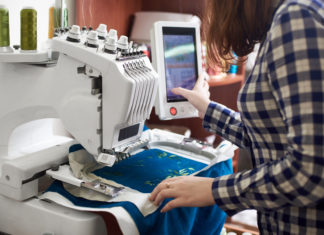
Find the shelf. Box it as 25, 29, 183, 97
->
208, 73, 244, 87
0, 50, 50, 63
224, 222, 259, 235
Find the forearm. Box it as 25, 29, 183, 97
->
203, 102, 251, 149
212, 150, 324, 216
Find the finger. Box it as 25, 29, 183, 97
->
150, 178, 175, 201
154, 188, 176, 206
150, 182, 166, 201
161, 198, 182, 213
171, 87, 193, 99
149, 187, 159, 201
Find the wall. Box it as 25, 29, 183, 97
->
141, 0, 206, 21
75, 0, 207, 37
75, 0, 142, 37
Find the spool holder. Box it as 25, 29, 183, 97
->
0, 46, 14, 53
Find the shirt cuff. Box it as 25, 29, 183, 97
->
202, 101, 228, 130
212, 173, 246, 216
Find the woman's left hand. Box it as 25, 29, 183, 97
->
149, 176, 215, 213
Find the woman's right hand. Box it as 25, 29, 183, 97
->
172, 74, 211, 118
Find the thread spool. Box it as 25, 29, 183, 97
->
62, 0, 68, 28
54, 0, 61, 29
0, 6, 13, 53
54, 7, 61, 29
63, 8, 68, 27
21, 7, 37, 51
48, 6, 54, 38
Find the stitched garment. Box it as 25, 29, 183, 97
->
203, 0, 324, 234
46, 152, 233, 235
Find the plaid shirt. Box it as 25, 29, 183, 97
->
203, 0, 324, 234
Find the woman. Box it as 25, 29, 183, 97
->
150, 0, 324, 233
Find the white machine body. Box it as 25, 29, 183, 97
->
151, 21, 202, 120
0, 27, 158, 201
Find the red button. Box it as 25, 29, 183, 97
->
170, 107, 177, 116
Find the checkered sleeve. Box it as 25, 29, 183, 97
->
203, 102, 251, 148
210, 2, 324, 215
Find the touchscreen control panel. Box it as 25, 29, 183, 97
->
151, 21, 201, 120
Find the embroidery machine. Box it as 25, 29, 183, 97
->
0, 23, 236, 235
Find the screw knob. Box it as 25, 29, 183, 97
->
67, 25, 81, 42
104, 37, 117, 53
107, 29, 118, 41
117, 35, 128, 50
86, 30, 99, 48
96, 23, 107, 39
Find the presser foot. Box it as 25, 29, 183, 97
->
82, 179, 124, 198
47, 165, 124, 198
98, 138, 149, 166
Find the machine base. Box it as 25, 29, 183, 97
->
0, 195, 107, 235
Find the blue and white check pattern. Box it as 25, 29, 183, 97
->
203, 0, 324, 234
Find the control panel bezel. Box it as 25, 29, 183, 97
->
151, 21, 201, 120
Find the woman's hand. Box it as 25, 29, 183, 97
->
172, 74, 211, 118
149, 176, 215, 213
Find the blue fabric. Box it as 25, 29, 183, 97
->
46, 148, 233, 235
69, 144, 84, 153
143, 125, 149, 131
92, 148, 207, 193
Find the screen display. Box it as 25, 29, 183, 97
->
118, 124, 140, 141
162, 27, 198, 102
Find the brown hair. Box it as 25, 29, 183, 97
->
205, 0, 275, 68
